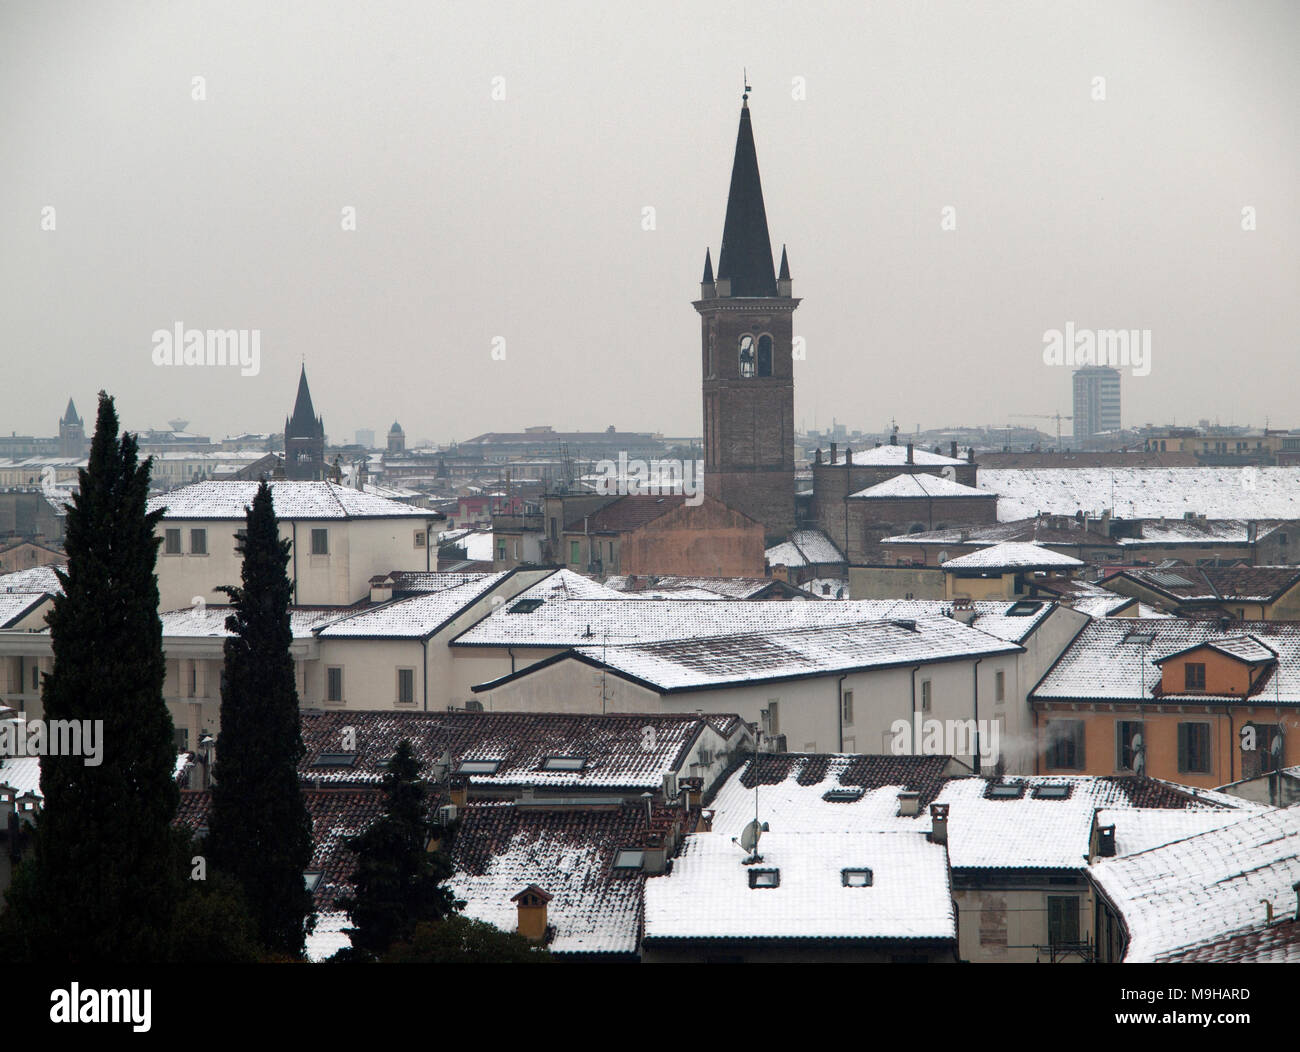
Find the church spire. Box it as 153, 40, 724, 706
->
287, 364, 320, 438
715, 90, 777, 298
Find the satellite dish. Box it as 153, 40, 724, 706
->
1131, 733, 1143, 752
738, 819, 763, 855
1271, 734, 1284, 758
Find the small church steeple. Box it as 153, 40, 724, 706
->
284, 364, 326, 480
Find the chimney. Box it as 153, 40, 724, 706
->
967, 447, 974, 463
906, 442, 914, 465
681, 776, 704, 808
830, 442, 838, 465
814, 448, 822, 465
369, 575, 393, 603
950, 441, 958, 460
1248, 522, 1258, 543
643, 832, 667, 874
511, 885, 553, 941
890, 431, 897, 446
929, 802, 949, 845
1097, 824, 1116, 858
448, 776, 468, 807
897, 790, 921, 817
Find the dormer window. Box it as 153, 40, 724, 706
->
748, 868, 780, 889
738, 335, 756, 378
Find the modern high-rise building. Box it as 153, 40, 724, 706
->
1072, 366, 1121, 440
695, 91, 798, 543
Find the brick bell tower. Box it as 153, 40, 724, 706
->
695, 87, 798, 544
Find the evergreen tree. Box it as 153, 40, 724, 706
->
339, 739, 461, 957
0, 392, 180, 962
206, 479, 314, 956
383, 916, 552, 964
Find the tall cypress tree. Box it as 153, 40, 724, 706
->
207, 478, 314, 956
339, 739, 460, 958
0, 392, 180, 962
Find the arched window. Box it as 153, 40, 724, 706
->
738, 335, 755, 378
757, 334, 773, 377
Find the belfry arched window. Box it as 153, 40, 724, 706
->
739, 335, 755, 378
757, 334, 773, 377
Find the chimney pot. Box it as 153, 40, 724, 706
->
929, 802, 949, 845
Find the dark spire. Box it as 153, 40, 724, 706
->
701, 248, 714, 284
63, 398, 81, 425
716, 98, 777, 298
778, 244, 790, 281
287, 365, 321, 438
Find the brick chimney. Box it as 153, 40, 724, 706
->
830, 442, 837, 465
950, 441, 958, 459
511, 885, 552, 941
448, 775, 468, 807
928, 802, 949, 845
906, 442, 914, 465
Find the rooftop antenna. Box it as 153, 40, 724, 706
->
743, 69, 751, 103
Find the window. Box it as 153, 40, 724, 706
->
173, 727, 189, 751
748, 868, 780, 889
326, 666, 343, 703
921, 680, 932, 712
1242, 722, 1283, 779
1031, 784, 1071, 799
165, 528, 182, 554
995, 670, 1005, 703
456, 759, 502, 775
569, 540, 580, 564
234, 528, 248, 554
1047, 896, 1080, 946
414, 530, 426, 548
496, 542, 506, 561
1045, 720, 1085, 770
31, 665, 39, 691
189, 528, 207, 555
613, 849, 644, 870
1184, 662, 1206, 691
397, 668, 415, 705
756, 334, 773, 377
1177, 722, 1211, 774
1116, 720, 1143, 772
311, 528, 329, 555
541, 756, 585, 772
762, 701, 780, 736
988, 782, 1024, 799
841, 868, 873, 887
738, 335, 756, 378
304, 871, 324, 893
842, 689, 854, 725
189, 664, 198, 697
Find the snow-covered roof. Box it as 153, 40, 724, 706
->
147, 480, 432, 519
0, 592, 51, 628
0, 755, 42, 797
317, 572, 512, 638
305, 911, 352, 963
643, 830, 955, 943
0, 564, 64, 595
549, 617, 1022, 693
705, 754, 1247, 872
158, 605, 357, 639
940, 542, 1084, 570
764, 529, 844, 568
847, 445, 966, 467
1089, 805, 1300, 961
1096, 807, 1251, 858
437, 527, 495, 561
980, 467, 1300, 521
1032, 619, 1300, 705
849, 474, 988, 500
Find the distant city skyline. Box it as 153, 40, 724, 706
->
3, 1, 1296, 444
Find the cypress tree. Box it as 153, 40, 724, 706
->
207, 478, 314, 956
0, 391, 180, 962
339, 738, 460, 957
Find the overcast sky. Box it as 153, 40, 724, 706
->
3, 0, 1296, 446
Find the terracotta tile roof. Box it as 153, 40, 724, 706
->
564, 494, 686, 533
1156, 917, 1300, 963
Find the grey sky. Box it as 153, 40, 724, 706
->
2, 0, 1296, 445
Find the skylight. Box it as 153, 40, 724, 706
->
1006, 601, 1043, 616
508, 598, 545, 614
541, 756, 586, 772
613, 848, 644, 870
822, 787, 865, 802
748, 868, 780, 889
456, 759, 502, 775
1032, 784, 1071, 799
841, 868, 873, 887
988, 782, 1025, 799
315, 752, 357, 767
303, 871, 323, 892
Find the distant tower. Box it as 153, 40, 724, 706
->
58, 399, 85, 458
284, 365, 326, 480
387, 421, 406, 455
695, 87, 797, 543
1072, 366, 1121, 441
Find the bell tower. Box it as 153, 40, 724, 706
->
696, 88, 797, 543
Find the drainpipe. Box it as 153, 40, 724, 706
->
972, 658, 983, 773
1222, 705, 1234, 784
836, 674, 846, 752
910, 666, 921, 755
508, 646, 516, 675
422, 637, 429, 712
1033, 707, 1040, 775
290, 520, 298, 604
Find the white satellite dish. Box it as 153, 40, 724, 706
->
1131, 734, 1145, 775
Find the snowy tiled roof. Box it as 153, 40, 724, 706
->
1032, 619, 1300, 705
1095, 807, 1251, 858
0, 564, 64, 595
387, 571, 499, 594
705, 755, 1242, 872
1104, 566, 1300, 604
980, 467, 1300, 521
523, 569, 630, 600
316, 573, 512, 638
880, 516, 1113, 549
437, 527, 494, 561
554, 617, 1022, 693
940, 542, 1083, 570
0, 755, 42, 797
158, 605, 356, 638
643, 830, 956, 942
0, 592, 51, 628
452, 594, 1046, 649
849, 474, 988, 500
447, 801, 657, 955
846, 445, 966, 467
1089, 806, 1300, 961
299, 709, 743, 791
305, 911, 353, 963
764, 529, 844, 568
1154, 917, 1300, 963
147, 480, 432, 519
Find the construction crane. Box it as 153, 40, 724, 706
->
1009, 413, 1073, 452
